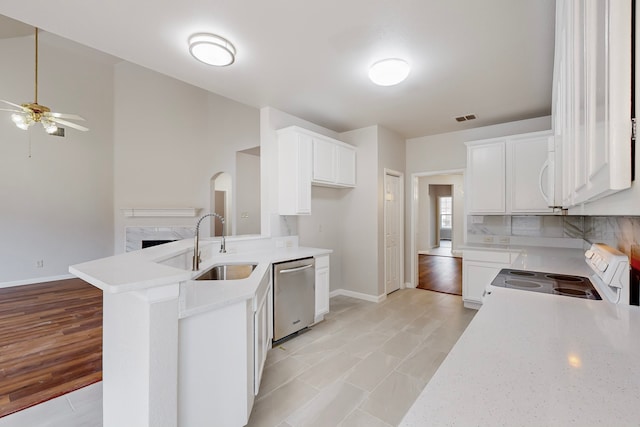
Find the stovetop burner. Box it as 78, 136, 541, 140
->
491, 269, 602, 300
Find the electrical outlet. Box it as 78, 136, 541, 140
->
36, 260, 44, 268
286, 240, 294, 248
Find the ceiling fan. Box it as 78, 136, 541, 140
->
1, 27, 89, 134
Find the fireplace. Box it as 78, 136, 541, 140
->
125, 227, 194, 252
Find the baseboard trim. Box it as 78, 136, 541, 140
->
0, 273, 75, 289
330, 289, 386, 303
404, 282, 415, 289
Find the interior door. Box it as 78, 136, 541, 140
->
385, 171, 403, 294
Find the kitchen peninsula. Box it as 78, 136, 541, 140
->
70, 236, 331, 427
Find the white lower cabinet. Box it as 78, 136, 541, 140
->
314, 255, 330, 322
179, 270, 272, 427
462, 249, 517, 309
254, 272, 272, 395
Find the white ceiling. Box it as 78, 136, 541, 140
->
0, 1, 555, 138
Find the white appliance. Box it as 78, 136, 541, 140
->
585, 243, 630, 304
485, 243, 630, 304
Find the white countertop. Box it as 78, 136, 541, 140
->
401, 244, 640, 425
401, 287, 640, 426
69, 237, 331, 318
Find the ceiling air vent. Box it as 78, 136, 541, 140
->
455, 114, 477, 122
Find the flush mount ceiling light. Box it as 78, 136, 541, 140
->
368, 58, 410, 86
188, 33, 236, 66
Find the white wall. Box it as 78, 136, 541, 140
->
377, 126, 406, 295
334, 125, 406, 298
339, 126, 379, 296
0, 34, 114, 285
113, 62, 260, 252
235, 151, 261, 235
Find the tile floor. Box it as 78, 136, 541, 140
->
0, 289, 476, 427
247, 289, 476, 427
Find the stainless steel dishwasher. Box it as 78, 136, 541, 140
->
273, 257, 315, 342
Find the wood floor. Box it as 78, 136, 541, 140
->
0, 278, 103, 418
417, 254, 462, 296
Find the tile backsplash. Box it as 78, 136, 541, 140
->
468, 215, 640, 258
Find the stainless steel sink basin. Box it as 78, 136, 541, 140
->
195, 263, 257, 280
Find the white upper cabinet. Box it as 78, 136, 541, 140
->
312, 138, 336, 184
509, 132, 555, 214
466, 139, 506, 214
277, 126, 356, 215
310, 132, 357, 188
277, 129, 312, 215
466, 131, 555, 215
553, 0, 633, 208
335, 144, 356, 187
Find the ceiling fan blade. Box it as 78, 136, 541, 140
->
0, 100, 28, 110
0, 108, 23, 113
50, 117, 89, 132
47, 112, 86, 121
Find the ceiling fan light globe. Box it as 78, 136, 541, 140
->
15, 121, 31, 130
43, 121, 58, 134
11, 113, 26, 125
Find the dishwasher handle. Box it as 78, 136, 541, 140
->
279, 264, 314, 274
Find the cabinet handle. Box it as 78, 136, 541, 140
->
279, 264, 314, 274
538, 159, 551, 205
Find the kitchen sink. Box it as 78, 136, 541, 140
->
195, 263, 257, 280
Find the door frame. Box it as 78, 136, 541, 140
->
409, 168, 465, 288
383, 169, 404, 295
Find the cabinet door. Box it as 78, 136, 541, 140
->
336, 145, 356, 186
554, 0, 632, 207
254, 281, 271, 395
509, 133, 555, 213
278, 131, 312, 215
467, 140, 506, 214
314, 256, 330, 320
462, 261, 502, 306
312, 138, 336, 184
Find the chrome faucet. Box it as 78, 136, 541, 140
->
192, 213, 226, 271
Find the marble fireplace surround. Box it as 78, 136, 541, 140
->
125, 227, 195, 253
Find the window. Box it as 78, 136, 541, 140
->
440, 196, 452, 229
